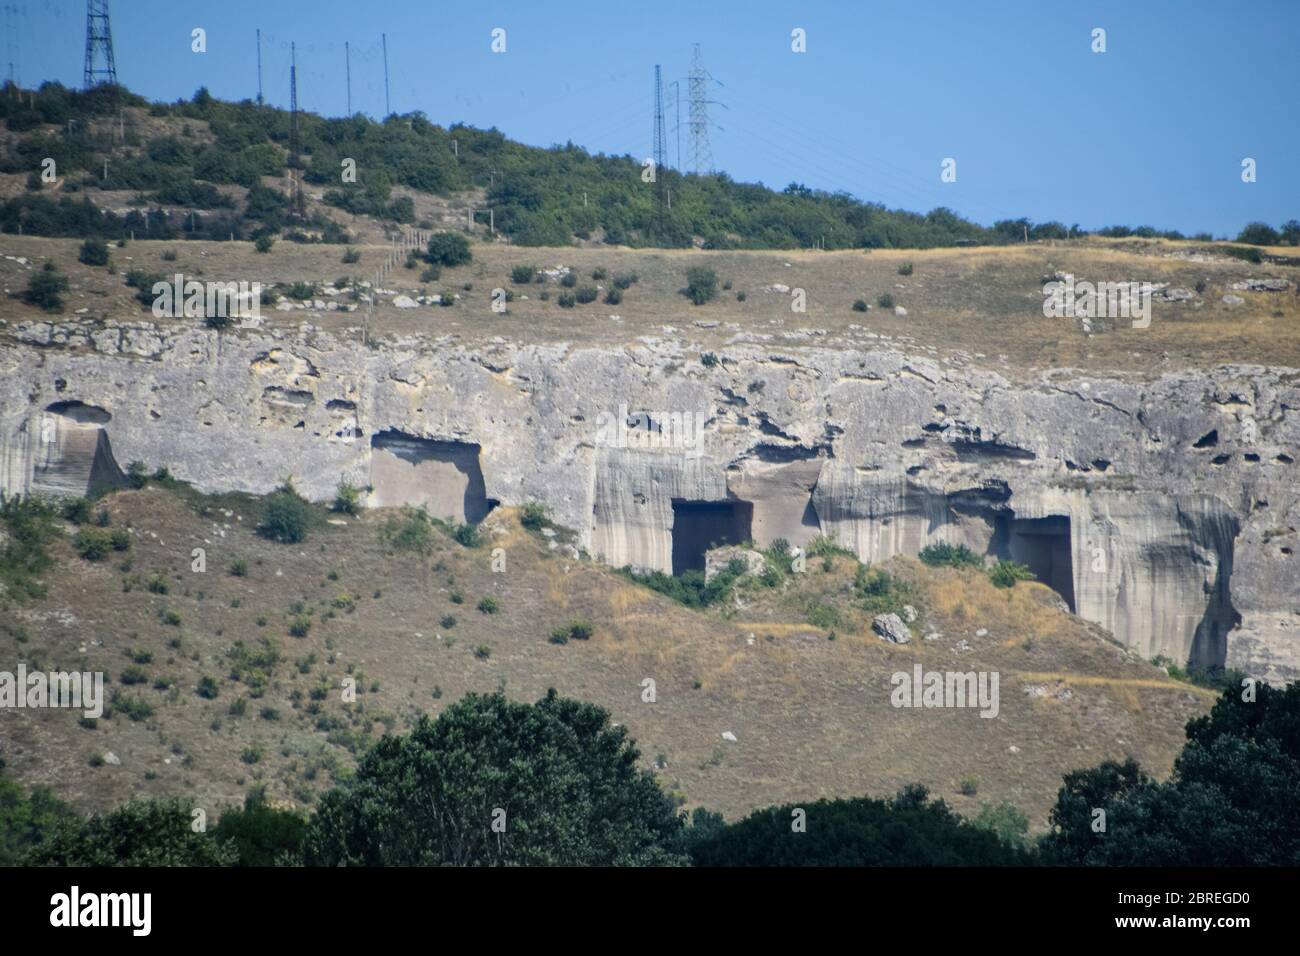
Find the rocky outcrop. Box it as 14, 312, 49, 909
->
1, 317, 1297, 682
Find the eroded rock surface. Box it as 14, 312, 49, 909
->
2, 317, 1297, 682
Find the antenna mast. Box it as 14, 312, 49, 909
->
652, 65, 668, 240
382, 33, 390, 117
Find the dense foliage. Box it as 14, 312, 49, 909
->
303, 690, 688, 865
8, 80, 1287, 249
1040, 681, 1300, 865
689, 785, 1032, 866
23, 797, 236, 866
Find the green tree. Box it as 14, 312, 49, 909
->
0, 766, 76, 865
78, 237, 110, 266
1236, 222, 1280, 246
303, 690, 687, 866
21, 263, 69, 311
689, 785, 1031, 866
213, 789, 307, 866
24, 798, 235, 866
426, 231, 472, 267
1040, 681, 1300, 865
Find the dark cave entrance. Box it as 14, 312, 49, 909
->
671, 499, 754, 575
1002, 515, 1076, 612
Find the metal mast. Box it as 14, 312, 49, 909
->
83, 0, 118, 89
289, 42, 305, 218
652, 65, 668, 239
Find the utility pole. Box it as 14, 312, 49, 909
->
671, 80, 681, 170
382, 33, 390, 117
256, 28, 263, 105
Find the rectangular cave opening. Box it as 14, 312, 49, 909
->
671, 499, 754, 575
1005, 516, 1076, 612
369, 431, 494, 523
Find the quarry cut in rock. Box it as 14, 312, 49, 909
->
2, 317, 1299, 684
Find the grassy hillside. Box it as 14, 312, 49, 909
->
0, 480, 1211, 828
4, 233, 1299, 379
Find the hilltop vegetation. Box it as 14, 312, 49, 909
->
5, 81, 1294, 250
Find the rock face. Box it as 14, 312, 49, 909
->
2, 317, 1299, 682
872, 613, 912, 644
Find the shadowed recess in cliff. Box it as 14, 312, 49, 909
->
994, 515, 1076, 612
369, 430, 495, 523
671, 499, 753, 574
31, 401, 123, 498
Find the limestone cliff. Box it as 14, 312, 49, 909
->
2, 317, 1297, 683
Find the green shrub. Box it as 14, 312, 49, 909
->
574, 286, 598, 304
440, 614, 457, 629
878, 293, 895, 309
919, 542, 983, 568
381, 507, 435, 554
78, 238, 110, 266
420, 265, 441, 283
989, 560, 1035, 588
519, 502, 547, 531
254, 235, 275, 253
592, 268, 607, 280
558, 270, 577, 288
61, 497, 92, 524
426, 232, 472, 267
604, 287, 622, 305
472, 645, 491, 660
342, 247, 361, 264
258, 482, 311, 543
855, 566, 915, 615
146, 573, 169, 594
477, 596, 500, 614
73, 528, 114, 561
115, 694, 154, 722
898, 262, 914, 276
197, 676, 220, 699
229, 558, 248, 577
701, 352, 719, 368
332, 478, 363, 515
22, 263, 69, 312
684, 267, 717, 305
612, 272, 638, 290
557, 291, 576, 308
852, 299, 868, 312
288, 615, 312, 638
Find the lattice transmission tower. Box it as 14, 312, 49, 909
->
687, 43, 724, 175
652, 64, 668, 238
83, 0, 118, 89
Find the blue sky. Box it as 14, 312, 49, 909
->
7, 0, 1298, 236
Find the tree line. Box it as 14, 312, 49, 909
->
3, 680, 1296, 867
